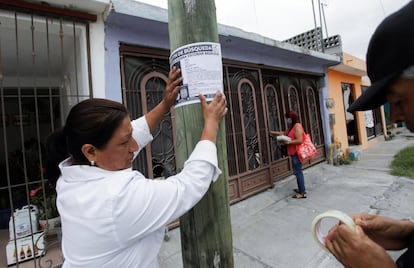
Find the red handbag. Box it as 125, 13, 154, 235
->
296, 131, 317, 163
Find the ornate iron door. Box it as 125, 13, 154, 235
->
280, 75, 325, 164
121, 55, 176, 179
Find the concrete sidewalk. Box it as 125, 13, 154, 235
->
158, 128, 414, 268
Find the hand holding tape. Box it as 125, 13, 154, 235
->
311, 210, 356, 250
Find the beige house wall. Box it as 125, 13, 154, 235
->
342, 52, 367, 71
327, 69, 376, 152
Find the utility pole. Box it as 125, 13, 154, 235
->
167, 0, 234, 267
318, 0, 324, 52
321, 2, 329, 38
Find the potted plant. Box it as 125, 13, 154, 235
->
30, 183, 60, 233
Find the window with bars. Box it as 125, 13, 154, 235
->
121, 54, 177, 179
0, 8, 91, 267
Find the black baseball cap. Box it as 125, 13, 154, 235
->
348, 1, 414, 112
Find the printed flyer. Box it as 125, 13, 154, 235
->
169, 42, 223, 107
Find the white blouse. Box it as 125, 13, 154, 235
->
57, 116, 221, 268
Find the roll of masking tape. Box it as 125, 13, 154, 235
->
311, 210, 356, 250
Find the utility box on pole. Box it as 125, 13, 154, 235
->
168, 0, 234, 267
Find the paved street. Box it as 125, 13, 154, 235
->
158, 128, 414, 268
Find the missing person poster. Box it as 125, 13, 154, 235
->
169, 42, 223, 107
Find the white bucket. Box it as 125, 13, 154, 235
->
348, 146, 361, 161
9, 205, 39, 240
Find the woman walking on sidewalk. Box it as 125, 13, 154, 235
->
270, 111, 307, 199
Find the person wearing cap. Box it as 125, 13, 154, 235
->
325, 1, 414, 267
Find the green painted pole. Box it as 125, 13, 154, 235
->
168, 1, 234, 267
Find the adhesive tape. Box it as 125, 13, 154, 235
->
311, 210, 356, 250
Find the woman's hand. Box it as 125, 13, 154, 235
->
269, 130, 284, 136
199, 91, 228, 144
325, 224, 396, 268
162, 66, 183, 110
145, 67, 183, 133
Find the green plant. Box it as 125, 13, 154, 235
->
30, 183, 59, 220
338, 156, 352, 165
390, 146, 414, 177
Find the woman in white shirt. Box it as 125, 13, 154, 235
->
45, 67, 228, 267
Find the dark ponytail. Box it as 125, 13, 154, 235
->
45, 98, 129, 184
45, 129, 68, 185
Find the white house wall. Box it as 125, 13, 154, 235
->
89, 14, 106, 98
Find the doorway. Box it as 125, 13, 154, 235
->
342, 83, 359, 145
